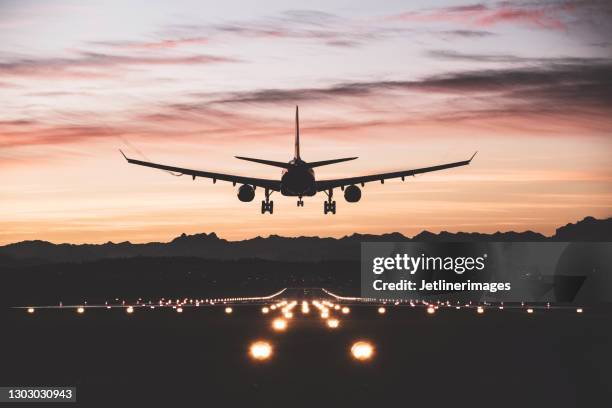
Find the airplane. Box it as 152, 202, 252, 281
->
120, 106, 476, 214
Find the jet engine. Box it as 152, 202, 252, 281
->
344, 185, 361, 202
237, 184, 255, 202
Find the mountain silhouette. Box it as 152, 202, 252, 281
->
0, 216, 609, 265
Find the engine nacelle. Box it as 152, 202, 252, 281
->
344, 185, 361, 202
237, 184, 255, 202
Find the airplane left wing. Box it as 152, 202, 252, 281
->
120, 151, 281, 191
316, 152, 477, 191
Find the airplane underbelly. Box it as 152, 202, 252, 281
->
280, 171, 316, 196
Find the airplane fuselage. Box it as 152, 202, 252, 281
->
280, 159, 316, 196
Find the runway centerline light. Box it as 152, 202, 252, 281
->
341, 307, 350, 314
327, 319, 340, 328
427, 306, 435, 315
225, 307, 233, 314
126, 306, 134, 314
262, 307, 269, 314
527, 308, 534, 314
77, 307, 85, 314
378, 307, 386, 314
176, 307, 183, 313
576, 308, 583, 314
27, 307, 35, 314
249, 341, 273, 361
351, 341, 374, 361
477, 306, 484, 314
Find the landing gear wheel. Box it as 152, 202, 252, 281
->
261, 200, 274, 214
324, 200, 336, 214
297, 199, 304, 207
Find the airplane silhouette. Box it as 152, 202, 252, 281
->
120, 106, 476, 214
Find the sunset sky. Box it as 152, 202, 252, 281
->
1, 0, 611, 244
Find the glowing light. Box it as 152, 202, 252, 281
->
270, 305, 276, 310
27, 307, 35, 314
126, 306, 134, 314
321, 311, 329, 319
351, 341, 374, 361
272, 318, 287, 332
576, 308, 583, 314
427, 306, 435, 315
327, 319, 340, 328
262, 307, 269, 314
341, 307, 350, 314
284, 312, 293, 319
225, 307, 233, 314
334, 305, 341, 310
177, 307, 183, 313
77, 307, 85, 314
249, 341, 273, 361
378, 307, 386, 314
527, 308, 534, 314
477, 306, 484, 314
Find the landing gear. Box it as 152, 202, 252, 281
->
323, 189, 336, 214
297, 196, 304, 207
261, 188, 274, 214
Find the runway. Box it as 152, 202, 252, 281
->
4, 288, 610, 407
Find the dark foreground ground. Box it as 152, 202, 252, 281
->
3, 304, 611, 407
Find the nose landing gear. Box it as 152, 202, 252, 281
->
297, 196, 304, 207
261, 188, 274, 214
323, 189, 336, 214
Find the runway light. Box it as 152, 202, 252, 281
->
225, 307, 233, 314
284, 312, 293, 319
27, 307, 35, 314
262, 307, 269, 314
272, 318, 287, 332
477, 306, 484, 314
576, 308, 583, 314
427, 306, 435, 315
378, 307, 386, 314
249, 341, 273, 361
341, 307, 350, 314
126, 306, 134, 314
321, 311, 329, 319
334, 305, 341, 310
327, 319, 340, 328
527, 308, 534, 314
351, 341, 374, 361
176, 307, 183, 313
77, 307, 85, 314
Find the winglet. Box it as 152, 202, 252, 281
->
468, 151, 478, 163
119, 149, 128, 161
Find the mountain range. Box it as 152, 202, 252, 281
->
1, 216, 609, 265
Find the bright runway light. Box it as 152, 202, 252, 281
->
477, 306, 484, 314
249, 341, 273, 361
341, 307, 350, 314
334, 305, 341, 310
321, 311, 329, 319
527, 308, 534, 314
225, 307, 233, 314
351, 341, 374, 361
576, 308, 583, 313
327, 319, 340, 328
284, 312, 293, 319
272, 318, 287, 332
27, 307, 35, 314
77, 307, 85, 314
427, 306, 435, 315
176, 307, 183, 313
126, 306, 134, 314
262, 307, 269, 314
378, 307, 386, 314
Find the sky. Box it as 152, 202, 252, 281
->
0, 0, 611, 244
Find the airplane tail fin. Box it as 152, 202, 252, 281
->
294, 105, 300, 160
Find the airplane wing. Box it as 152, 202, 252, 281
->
316, 152, 477, 191
120, 151, 281, 191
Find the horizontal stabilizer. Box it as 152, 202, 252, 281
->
235, 156, 291, 169
307, 157, 358, 168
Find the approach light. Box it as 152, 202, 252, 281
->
225, 307, 233, 314
262, 307, 269, 314
126, 306, 134, 314
249, 341, 273, 361
341, 307, 350, 314
427, 306, 435, 315
351, 341, 374, 361
378, 307, 386, 314
272, 318, 287, 332
77, 307, 85, 314
27, 307, 35, 314
327, 319, 340, 328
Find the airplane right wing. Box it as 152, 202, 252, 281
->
120, 151, 281, 191
316, 152, 477, 191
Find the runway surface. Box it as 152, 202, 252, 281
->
4, 288, 611, 407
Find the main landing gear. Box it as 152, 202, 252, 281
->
297, 196, 304, 207
261, 188, 274, 214
323, 189, 336, 214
